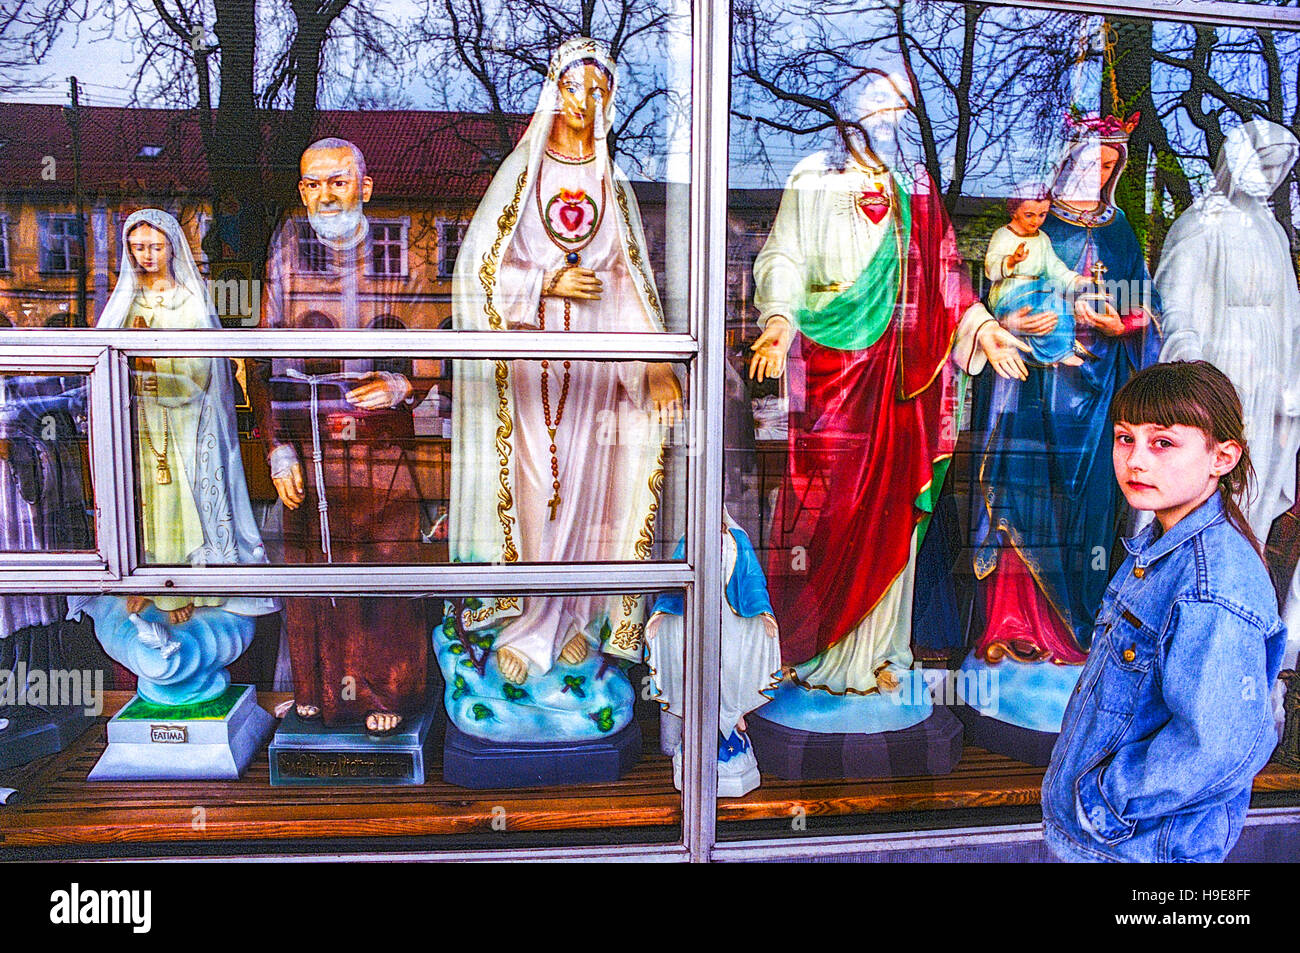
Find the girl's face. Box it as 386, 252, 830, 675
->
1113, 421, 1241, 532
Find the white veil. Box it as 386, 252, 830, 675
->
449, 37, 666, 566
97, 209, 276, 615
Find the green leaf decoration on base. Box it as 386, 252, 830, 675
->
471, 703, 494, 721
452, 674, 470, 701
502, 684, 529, 703
589, 705, 615, 733
562, 675, 587, 699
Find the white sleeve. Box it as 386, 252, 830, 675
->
753, 174, 808, 330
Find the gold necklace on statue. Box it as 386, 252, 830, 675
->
534, 165, 606, 520
141, 407, 172, 485
131, 306, 171, 484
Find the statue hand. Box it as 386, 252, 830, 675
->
645, 613, 663, 643
748, 316, 794, 382
346, 371, 410, 410
1002, 305, 1058, 337
647, 363, 684, 427
977, 322, 1031, 381
545, 266, 603, 300
763, 614, 779, 640
1007, 242, 1029, 269
272, 460, 305, 511
1075, 297, 1125, 336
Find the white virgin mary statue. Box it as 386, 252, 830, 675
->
451, 37, 682, 689
71, 209, 277, 707
1154, 120, 1300, 672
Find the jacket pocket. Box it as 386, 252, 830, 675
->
1095, 605, 1158, 716
1160, 804, 1233, 863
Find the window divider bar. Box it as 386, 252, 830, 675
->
88, 562, 695, 596
0, 330, 698, 361
681, 0, 729, 865
90, 347, 130, 580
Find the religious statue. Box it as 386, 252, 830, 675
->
0, 373, 96, 770
959, 112, 1162, 759
72, 210, 278, 778
1154, 117, 1300, 710
645, 510, 781, 797
251, 138, 435, 737
744, 69, 1024, 767
442, 37, 681, 769
984, 190, 1090, 367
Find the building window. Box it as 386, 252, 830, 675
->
368, 219, 408, 277
437, 219, 467, 279
0, 215, 9, 272
38, 213, 83, 274
296, 221, 332, 274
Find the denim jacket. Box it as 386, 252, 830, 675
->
1042, 492, 1286, 862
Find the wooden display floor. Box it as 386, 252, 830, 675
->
3, 696, 1299, 853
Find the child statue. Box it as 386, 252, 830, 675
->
985, 191, 1091, 367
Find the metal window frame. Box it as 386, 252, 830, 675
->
4, 0, 1297, 863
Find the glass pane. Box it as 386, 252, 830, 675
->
129, 356, 689, 566
0, 7, 691, 334
0, 589, 684, 853
0, 373, 94, 553
723, 2, 1300, 842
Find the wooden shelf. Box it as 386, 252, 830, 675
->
3, 712, 1298, 850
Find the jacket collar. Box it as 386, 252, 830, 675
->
1121, 492, 1225, 567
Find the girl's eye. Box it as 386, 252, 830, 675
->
1155, 439, 1173, 449
1115, 433, 1133, 444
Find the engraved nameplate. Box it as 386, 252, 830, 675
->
150, 725, 188, 744
274, 750, 416, 782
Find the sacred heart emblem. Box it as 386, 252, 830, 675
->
558, 188, 587, 231
545, 188, 598, 243
858, 186, 890, 224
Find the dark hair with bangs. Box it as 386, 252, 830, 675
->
1111, 360, 1260, 554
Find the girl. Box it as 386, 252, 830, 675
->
1042, 360, 1286, 862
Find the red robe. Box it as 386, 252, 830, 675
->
767, 171, 974, 667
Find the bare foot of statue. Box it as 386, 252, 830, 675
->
167, 604, 194, 625
876, 668, 901, 693
125, 595, 151, 614
365, 710, 403, 734
497, 647, 529, 685
296, 703, 321, 719
559, 634, 588, 665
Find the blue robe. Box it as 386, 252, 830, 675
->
652, 529, 774, 620
967, 206, 1163, 653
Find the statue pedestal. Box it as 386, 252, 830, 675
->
953, 705, 1058, 767
747, 707, 962, 780
745, 674, 962, 779
953, 654, 1083, 766
442, 720, 641, 789
88, 684, 272, 781
268, 701, 438, 786
0, 706, 92, 772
